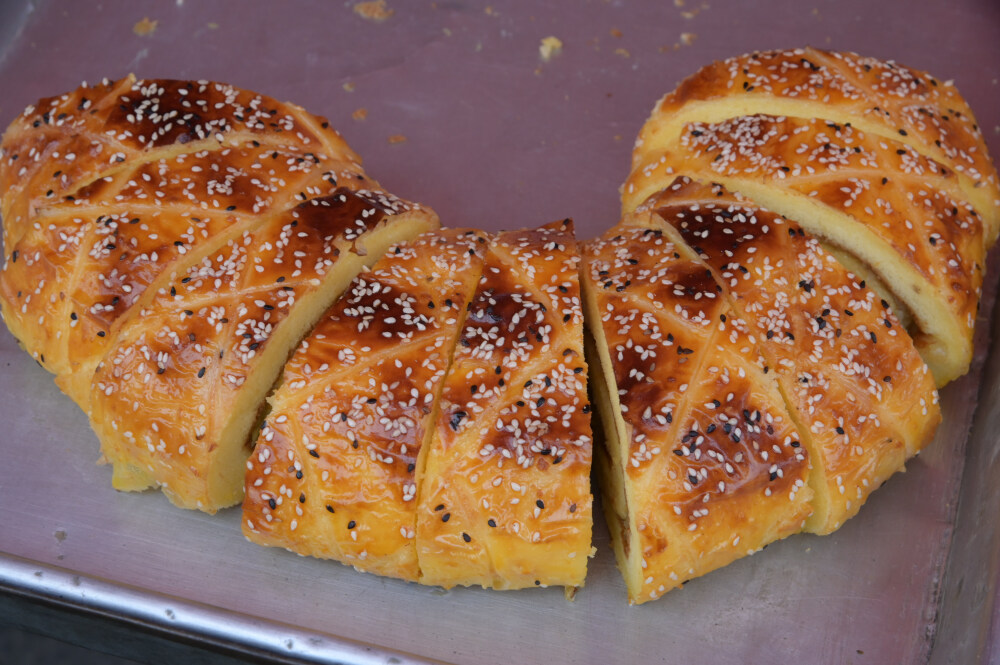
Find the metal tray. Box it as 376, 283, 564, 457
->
1, 1, 998, 663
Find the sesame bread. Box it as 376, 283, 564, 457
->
0, 75, 378, 409
630, 178, 941, 534
0, 77, 439, 511
625, 114, 986, 386
582, 223, 813, 604
416, 220, 594, 591
243, 228, 488, 580
631, 48, 1000, 245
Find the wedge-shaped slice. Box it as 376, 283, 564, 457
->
632, 48, 1000, 242
243, 228, 487, 580
0, 145, 366, 409
582, 225, 812, 604
625, 115, 986, 386
633, 177, 941, 534
0, 75, 358, 249
416, 220, 593, 591
89, 188, 437, 511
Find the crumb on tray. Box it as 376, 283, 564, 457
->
388, 134, 407, 144
133, 17, 158, 36
539, 36, 563, 61
352, 108, 369, 121
354, 0, 394, 22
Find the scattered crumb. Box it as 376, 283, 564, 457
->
54, 529, 67, 542
812, 7, 820, 15
352, 108, 368, 121
540, 36, 563, 61
485, 5, 497, 15
674, 0, 685, 5
610, 28, 622, 38
993, 125, 999, 135
679, 32, 697, 46
342, 81, 356, 92
614, 47, 630, 58
614, 134, 623, 142
443, 27, 452, 36
132, 17, 158, 36
206, 22, 219, 30
681, 10, 697, 19
388, 134, 407, 144
353, 0, 394, 22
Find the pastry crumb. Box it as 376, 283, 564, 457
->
133, 17, 158, 36
206, 21, 219, 30
352, 108, 368, 121
343, 81, 356, 92
539, 36, 563, 61
388, 134, 407, 144
610, 28, 622, 38
354, 0, 394, 22
615, 47, 630, 58
679, 32, 697, 46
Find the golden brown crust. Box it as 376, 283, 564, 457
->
242, 228, 487, 580
634, 48, 1000, 242
625, 114, 985, 385
416, 220, 593, 590
633, 177, 941, 533
0, 78, 372, 409
582, 224, 812, 603
89, 188, 434, 511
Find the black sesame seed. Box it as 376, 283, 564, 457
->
347, 520, 356, 529
309, 449, 319, 458
462, 533, 471, 543
326, 505, 335, 513
267, 498, 277, 510
442, 513, 451, 522
488, 519, 497, 528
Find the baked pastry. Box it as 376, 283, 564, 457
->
625, 114, 986, 386
416, 220, 593, 591
0, 77, 439, 511
243, 228, 487, 580
245, 221, 593, 591
631, 47, 1000, 245
582, 221, 813, 604
631, 177, 941, 532
0, 75, 373, 409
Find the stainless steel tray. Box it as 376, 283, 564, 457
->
1, 1, 998, 663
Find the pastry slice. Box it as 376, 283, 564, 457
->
632, 48, 1000, 242
416, 220, 594, 591
89, 188, 437, 511
624, 115, 986, 385
243, 228, 487, 581
633, 177, 941, 534
0, 76, 371, 409
582, 224, 812, 604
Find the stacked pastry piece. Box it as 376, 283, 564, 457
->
583, 48, 994, 603
0, 76, 439, 511
244, 221, 594, 590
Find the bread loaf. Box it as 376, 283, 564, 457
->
0, 77, 439, 511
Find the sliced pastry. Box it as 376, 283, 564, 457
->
243, 228, 487, 580
631, 48, 1000, 243
0, 76, 374, 409
625, 115, 986, 385
630, 177, 941, 534
582, 223, 813, 604
416, 220, 594, 591
89, 188, 437, 511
